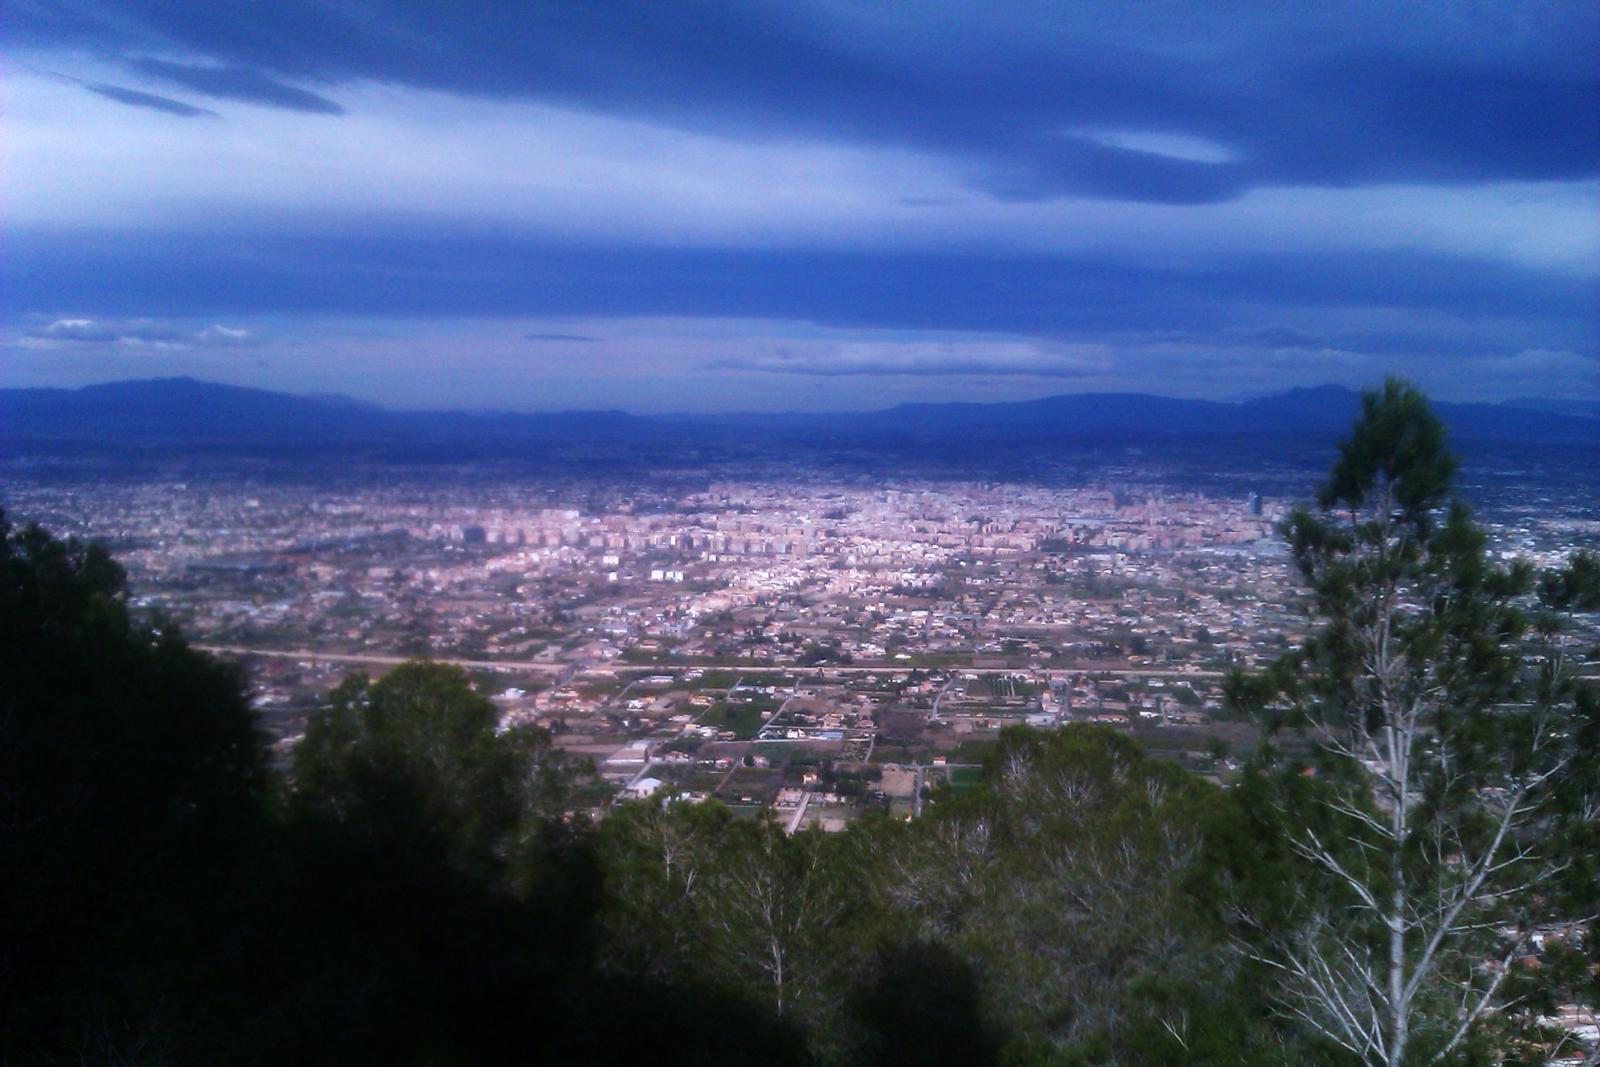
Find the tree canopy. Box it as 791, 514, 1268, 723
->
1227, 379, 1600, 1066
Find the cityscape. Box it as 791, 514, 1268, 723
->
9, 442, 1597, 835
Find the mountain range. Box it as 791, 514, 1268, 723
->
2, 378, 1595, 457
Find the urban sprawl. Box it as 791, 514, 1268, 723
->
9, 456, 1596, 831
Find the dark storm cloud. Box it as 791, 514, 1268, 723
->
1238, 327, 1326, 350
14, 1, 1598, 202
1125, 326, 1553, 363
7, 230, 1592, 345
975, 136, 1249, 205
1270, 55, 1600, 184
705, 353, 1102, 378
82, 81, 216, 117
125, 57, 344, 114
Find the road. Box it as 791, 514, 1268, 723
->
785, 790, 812, 834
605, 677, 643, 714
752, 680, 803, 741
711, 759, 744, 798
620, 756, 660, 797
196, 644, 568, 673
198, 644, 1226, 680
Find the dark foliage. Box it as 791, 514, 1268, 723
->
0, 512, 268, 1061
0, 514, 805, 1066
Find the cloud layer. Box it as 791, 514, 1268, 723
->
2, 1, 1595, 409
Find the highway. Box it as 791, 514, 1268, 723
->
197, 644, 568, 673
197, 644, 1227, 680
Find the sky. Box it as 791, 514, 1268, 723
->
2, 1, 1596, 412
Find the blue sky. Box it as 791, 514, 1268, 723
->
3, 1, 1596, 411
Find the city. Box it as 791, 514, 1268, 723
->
9, 447, 1597, 837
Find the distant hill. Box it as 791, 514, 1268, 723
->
872, 392, 1242, 436
0, 379, 389, 443
0, 377, 640, 448
1501, 397, 1600, 420
2, 378, 1596, 457
850, 384, 1599, 444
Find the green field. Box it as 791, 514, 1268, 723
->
948, 739, 998, 764
699, 701, 767, 739
948, 766, 984, 792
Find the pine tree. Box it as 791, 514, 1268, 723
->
1227, 379, 1599, 1065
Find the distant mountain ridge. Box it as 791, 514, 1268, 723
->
859, 384, 1598, 442
1500, 396, 1600, 420
2, 377, 1596, 453
0, 378, 640, 446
